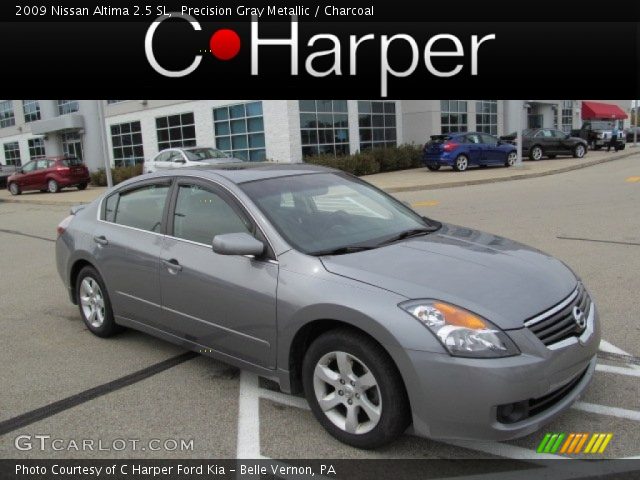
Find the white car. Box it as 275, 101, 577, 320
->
144, 147, 244, 173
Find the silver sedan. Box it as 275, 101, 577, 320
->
56, 164, 600, 448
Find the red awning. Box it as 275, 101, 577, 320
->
581, 101, 629, 120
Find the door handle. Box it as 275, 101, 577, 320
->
93, 235, 109, 246
162, 259, 183, 273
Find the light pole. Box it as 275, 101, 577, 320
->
634, 99, 638, 148
515, 102, 529, 168
96, 100, 113, 188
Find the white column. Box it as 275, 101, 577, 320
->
347, 100, 360, 154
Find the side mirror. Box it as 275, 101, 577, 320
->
212, 232, 264, 257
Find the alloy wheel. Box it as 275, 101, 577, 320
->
313, 351, 382, 435
48, 180, 58, 193
79, 277, 106, 328
531, 147, 543, 160
575, 145, 585, 158
9, 183, 19, 195
507, 152, 517, 166
456, 156, 468, 171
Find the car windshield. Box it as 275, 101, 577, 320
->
240, 172, 439, 255
184, 148, 230, 161
60, 157, 83, 166
590, 121, 615, 130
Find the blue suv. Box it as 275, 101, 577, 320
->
423, 132, 517, 172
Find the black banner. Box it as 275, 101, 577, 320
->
3, 459, 640, 480
0, 0, 639, 98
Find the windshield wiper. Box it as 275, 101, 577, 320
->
312, 245, 378, 256
377, 227, 438, 246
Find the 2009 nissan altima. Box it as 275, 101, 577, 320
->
56, 164, 599, 449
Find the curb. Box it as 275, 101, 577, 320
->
380, 150, 637, 194
0, 150, 637, 205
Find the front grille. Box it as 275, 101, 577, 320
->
525, 284, 591, 347
497, 366, 589, 424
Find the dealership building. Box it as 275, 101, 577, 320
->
0, 99, 632, 171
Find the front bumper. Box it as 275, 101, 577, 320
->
401, 303, 600, 441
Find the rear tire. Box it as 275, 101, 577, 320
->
529, 146, 543, 161
47, 179, 59, 193
453, 154, 469, 172
8, 182, 21, 195
76, 266, 122, 338
302, 328, 410, 449
77, 183, 88, 190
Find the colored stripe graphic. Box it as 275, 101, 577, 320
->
539, 433, 613, 454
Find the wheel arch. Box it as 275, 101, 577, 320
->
286, 317, 412, 415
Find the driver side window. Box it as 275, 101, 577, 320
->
172, 184, 252, 245
21, 161, 36, 173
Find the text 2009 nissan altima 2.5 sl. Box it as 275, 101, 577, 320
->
55, 164, 600, 449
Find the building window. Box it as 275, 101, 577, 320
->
22, 100, 41, 123
156, 112, 196, 151
213, 102, 266, 162
28, 138, 46, 160
3, 141, 21, 166
111, 121, 144, 166
358, 101, 397, 150
0, 100, 15, 128
561, 100, 573, 133
57, 100, 79, 115
475, 100, 497, 135
441, 100, 468, 133
299, 100, 349, 157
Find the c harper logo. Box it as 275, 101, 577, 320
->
537, 432, 613, 455
144, 13, 497, 97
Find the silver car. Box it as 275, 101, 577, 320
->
56, 164, 600, 449
144, 146, 243, 173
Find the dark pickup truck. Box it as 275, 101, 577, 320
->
571, 121, 625, 151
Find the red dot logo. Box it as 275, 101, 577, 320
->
209, 29, 241, 60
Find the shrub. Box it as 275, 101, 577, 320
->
304, 144, 423, 176
90, 164, 143, 186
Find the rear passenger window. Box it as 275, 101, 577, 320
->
173, 184, 252, 245
113, 184, 169, 232
104, 193, 119, 222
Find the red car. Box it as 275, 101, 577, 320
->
7, 156, 90, 195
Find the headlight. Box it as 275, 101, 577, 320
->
399, 300, 520, 358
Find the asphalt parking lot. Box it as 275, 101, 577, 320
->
0, 155, 639, 462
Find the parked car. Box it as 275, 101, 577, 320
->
423, 132, 517, 172
500, 129, 588, 160
56, 164, 599, 448
7, 156, 90, 195
625, 126, 640, 143
144, 146, 244, 173
570, 121, 625, 152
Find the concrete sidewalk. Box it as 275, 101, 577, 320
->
0, 148, 637, 206
361, 148, 639, 193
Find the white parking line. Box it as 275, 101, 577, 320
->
595, 364, 640, 377
236, 371, 264, 459
599, 340, 632, 356
573, 401, 640, 422
259, 389, 311, 410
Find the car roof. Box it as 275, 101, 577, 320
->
153, 162, 336, 184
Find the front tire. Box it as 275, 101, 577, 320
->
8, 182, 21, 195
76, 266, 122, 338
529, 145, 543, 161
302, 328, 410, 449
505, 151, 517, 167
453, 154, 469, 172
573, 144, 586, 158
47, 179, 60, 193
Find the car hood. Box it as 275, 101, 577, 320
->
320, 223, 577, 330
